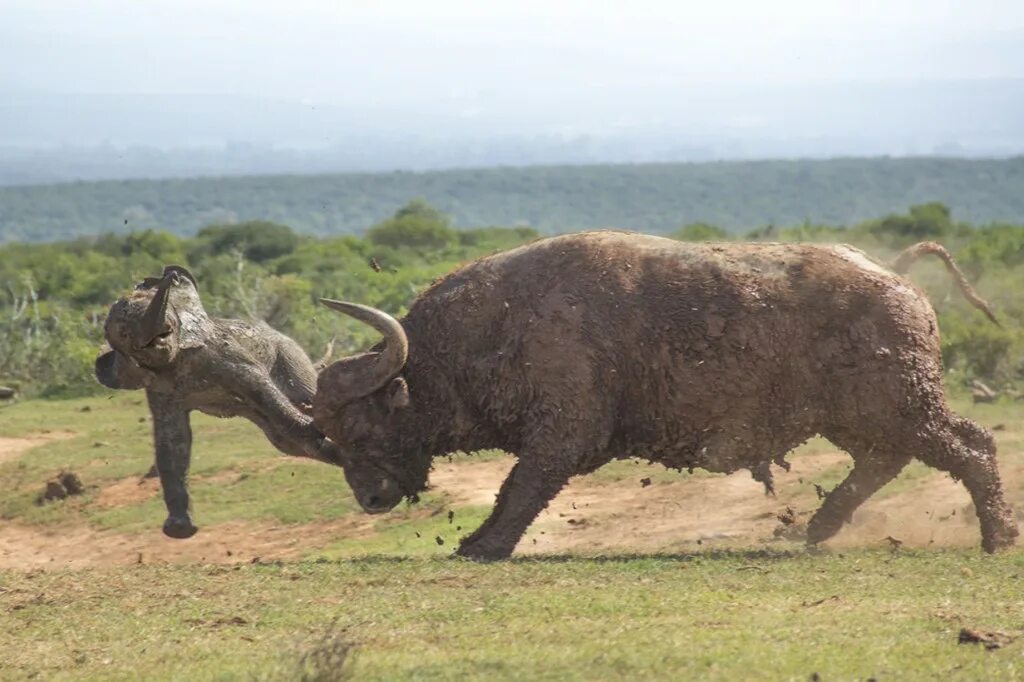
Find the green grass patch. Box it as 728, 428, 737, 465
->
2, 550, 1024, 680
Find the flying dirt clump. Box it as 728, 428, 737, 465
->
37, 471, 85, 504
313, 232, 1018, 560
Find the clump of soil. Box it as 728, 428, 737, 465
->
772, 506, 809, 540
36, 471, 85, 505
958, 627, 1016, 650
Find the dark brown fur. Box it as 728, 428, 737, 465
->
314, 232, 1018, 559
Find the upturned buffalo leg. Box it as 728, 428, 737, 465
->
147, 394, 198, 539
806, 453, 910, 546
456, 458, 571, 561
912, 415, 1018, 553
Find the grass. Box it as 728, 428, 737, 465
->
3, 551, 1024, 680
1, 392, 1023, 679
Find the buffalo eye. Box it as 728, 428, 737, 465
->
144, 328, 173, 347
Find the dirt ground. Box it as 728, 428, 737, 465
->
0, 430, 1018, 570
0, 431, 75, 464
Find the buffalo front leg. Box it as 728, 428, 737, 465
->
806, 453, 910, 547
147, 392, 198, 539
456, 459, 571, 561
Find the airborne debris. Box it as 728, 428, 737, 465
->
885, 535, 904, 550
640, 477, 652, 488
777, 506, 797, 526
435, 536, 445, 546
447, 510, 455, 524
369, 257, 383, 273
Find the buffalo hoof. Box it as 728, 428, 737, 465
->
981, 522, 1019, 554
455, 540, 513, 562
163, 515, 198, 539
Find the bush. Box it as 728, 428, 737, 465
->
366, 200, 458, 252
192, 221, 299, 263
671, 223, 729, 241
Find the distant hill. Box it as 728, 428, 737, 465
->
3, 157, 1023, 242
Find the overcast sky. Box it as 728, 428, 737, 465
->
1, 0, 1023, 170
3, 0, 1022, 107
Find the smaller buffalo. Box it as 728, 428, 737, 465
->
96, 265, 343, 539
313, 232, 1017, 560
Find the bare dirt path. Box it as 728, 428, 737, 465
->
0, 517, 383, 570
0, 431, 76, 464
431, 451, 1018, 554
1, 441, 1019, 570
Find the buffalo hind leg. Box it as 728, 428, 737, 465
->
806, 446, 910, 547
456, 458, 571, 561
913, 415, 1018, 553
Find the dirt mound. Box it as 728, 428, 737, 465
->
36, 471, 85, 504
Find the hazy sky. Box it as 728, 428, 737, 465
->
3, 0, 1023, 110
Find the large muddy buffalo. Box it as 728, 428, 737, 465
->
313, 232, 1018, 560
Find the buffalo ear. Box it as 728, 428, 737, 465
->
95, 350, 151, 390
386, 377, 410, 411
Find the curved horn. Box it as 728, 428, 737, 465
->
138, 275, 174, 348
320, 299, 409, 394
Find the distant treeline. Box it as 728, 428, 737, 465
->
3, 157, 1024, 243
1, 200, 1022, 398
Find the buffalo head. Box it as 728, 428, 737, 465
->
313, 300, 429, 514
96, 266, 205, 389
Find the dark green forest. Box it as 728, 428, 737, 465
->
2, 200, 1022, 398
3, 157, 1024, 242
